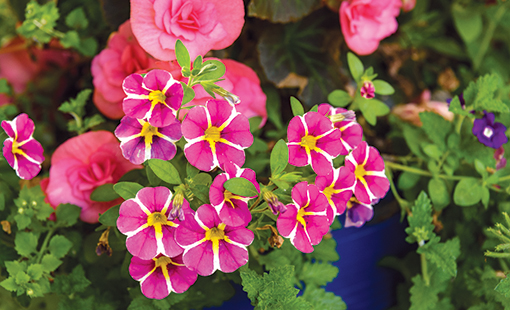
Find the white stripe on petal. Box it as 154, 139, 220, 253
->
133, 197, 152, 215
161, 191, 173, 214
218, 110, 240, 131
125, 223, 150, 238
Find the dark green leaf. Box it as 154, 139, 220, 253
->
452, 3, 483, 43
0, 79, 11, 95
290, 96, 305, 116
90, 183, 120, 202
405, 192, 435, 243
65, 7, 88, 29
175, 40, 190, 69
358, 97, 389, 126
224, 178, 259, 197
98, 205, 120, 227
495, 277, 510, 298
15, 232, 38, 257
453, 178, 482, 206
409, 274, 439, 310
147, 159, 181, 184
48, 235, 73, 259
264, 85, 284, 130
248, 0, 322, 23
55, 204, 81, 227
372, 80, 395, 95
113, 182, 143, 200
302, 287, 346, 310
418, 237, 460, 278
328, 90, 352, 107
347, 52, 364, 81
270, 140, 289, 176
298, 262, 338, 287
398, 171, 421, 190
52, 265, 91, 294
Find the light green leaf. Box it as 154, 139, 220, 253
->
0, 277, 18, 292
481, 187, 490, 209
327, 90, 352, 107
452, 3, 483, 43
224, 178, 259, 197
418, 237, 460, 278
474, 159, 488, 179
372, 80, 394, 95
41, 254, 62, 273
495, 277, 510, 298
420, 111, 452, 150
180, 82, 195, 105
398, 171, 421, 190
98, 205, 120, 227
453, 178, 482, 206
27, 264, 44, 281
65, 7, 88, 29
290, 96, 305, 116
5, 261, 26, 277
409, 274, 439, 310
270, 140, 289, 176
15, 232, 38, 257
195, 59, 225, 81
147, 159, 181, 184
302, 287, 346, 310
428, 178, 450, 211
298, 262, 338, 287
48, 235, 73, 259
347, 52, 364, 81
405, 192, 435, 244
113, 182, 143, 200
358, 97, 389, 126
90, 183, 120, 202
175, 40, 190, 69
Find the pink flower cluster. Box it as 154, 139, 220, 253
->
281, 103, 389, 252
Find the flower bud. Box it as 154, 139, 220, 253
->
263, 191, 287, 215
96, 227, 112, 256
360, 81, 375, 99
329, 110, 356, 123
169, 191, 186, 221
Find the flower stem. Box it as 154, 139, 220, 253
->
36, 227, 56, 264
385, 167, 410, 214
473, 3, 508, 71
384, 161, 466, 181
420, 247, 430, 286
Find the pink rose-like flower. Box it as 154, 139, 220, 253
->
340, 0, 402, 55
1, 113, 45, 179
345, 141, 389, 204
91, 20, 158, 119
318, 104, 363, 155
402, 0, 416, 12
175, 204, 254, 276
345, 198, 375, 228
123, 69, 183, 127
118, 187, 191, 260
44, 131, 142, 223
277, 182, 334, 253
115, 116, 182, 164
181, 99, 253, 171
130, 0, 245, 61
209, 161, 259, 227
315, 166, 355, 216
130, 254, 197, 299
287, 112, 342, 176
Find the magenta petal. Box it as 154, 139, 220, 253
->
168, 263, 198, 293
196, 204, 220, 229
126, 226, 158, 260
276, 204, 298, 238
310, 150, 334, 176
147, 103, 176, 128
1, 120, 15, 138
161, 226, 184, 257
158, 119, 182, 141
141, 267, 171, 299
215, 142, 245, 170
175, 225, 206, 247
115, 116, 143, 138
164, 82, 184, 111
210, 174, 228, 206
123, 73, 148, 95
288, 144, 309, 167
184, 140, 215, 171
183, 241, 214, 276
291, 182, 309, 207
150, 136, 177, 161
365, 147, 385, 171
181, 106, 208, 140
339, 122, 363, 152
15, 154, 43, 180
129, 256, 155, 281
316, 129, 342, 157
221, 114, 253, 147
2, 140, 15, 168
218, 241, 249, 273
142, 69, 172, 91
364, 175, 390, 199
218, 201, 251, 227
123, 98, 151, 119
207, 99, 235, 127
287, 116, 306, 143
137, 187, 171, 213
118, 198, 149, 233
292, 226, 314, 253
225, 227, 254, 246
354, 181, 371, 204
14, 113, 35, 141
120, 137, 146, 164
239, 168, 260, 193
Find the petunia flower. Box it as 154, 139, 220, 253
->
181, 99, 253, 171
315, 166, 355, 216
472, 111, 508, 149
1, 113, 44, 180
276, 182, 334, 253
263, 191, 287, 215
122, 69, 183, 127
344, 198, 375, 228
175, 204, 254, 276
287, 112, 342, 176
117, 186, 191, 260
360, 81, 375, 99
345, 141, 390, 205
129, 254, 197, 299
209, 161, 259, 227
114, 115, 182, 164
318, 103, 363, 155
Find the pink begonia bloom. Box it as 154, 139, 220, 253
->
129, 254, 197, 299
345, 198, 375, 228
287, 112, 342, 176
345, 141, 389, 205
175, 204, 254, 276
44, 131, 141, 223
130, 0, 245, 61
277, 182, 333, 253
392, 90, 454, 126
340, 0, 402, 55
317, 104, 362, 155
118, 186, 192, 260
402, 0, 416, 12
1, 113, 44, 179
123, 69, 183, 127
114, 116, 182, 164
181, 99, 253, 171
360, 81, 375, 99
91, 20, 158, 119
315, 166, 355, 216
209, 161, 259, 227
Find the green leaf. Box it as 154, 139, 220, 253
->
409, 274, 439, 310
48, 235, 73, 259
398, 171, 421, 190
270, 140, 289, 176
405, 192, 435, 244
463, 74, 509, 113
0, 277, 18, 292
98, 205, 120, 227
302, 287, 346, 310
114, 182, 143, 200
495, 277, 510, 298
15, 232, 38, 257
0, 79, 12, 95
17, 1, 59, 44
58, 89, 92, 119
453, 178, 482, 206
420, 112, 452, 150
65, 7, 88, 29
418, 237, 460, 278
188, 173, 212, 204
372, 80, 394, 95
264, 85, 284, 130
247, 0, 322, 23
195, 59, 226, 81
41, 254, 62, 273
306, 238, 339, 263
181, 82, 195, 105
298, 262, 338, 287
452, 3, 483, 44
55, 204, 81, 227
224, 178, 258, 197
347, 52, 364, 82
90, 183, 120, 202
448, 96, 473, 117
358, 98, 389, 126
428, 178, 450, 211
147, 159, 181, 184
328, 90, 352, 107
75, 37, 98, 57
481, 186, 490, 209
290, 97, 305, 116
5, 261, 26, 277
52, 265, 91, 294
27, 264, 44, 281
83, 114, 105, 131
175, 40, 190, 69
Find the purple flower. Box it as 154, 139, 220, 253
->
345, 198, 376, 228
472, 112, 508, 149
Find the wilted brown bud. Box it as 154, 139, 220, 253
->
1, 221, 11, 234
257, 225, 284, 248
96, 227, 112, 257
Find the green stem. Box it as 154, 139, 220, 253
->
455, 115, 465, 136
498, 175, 510, 182
384, 161, 466, 181
249, 195, 262, 211
473, 4, 508, 71
36, 227, 56, 264
420, 248, 430, 286
385, 167, 410, 213
70, 112, 83, 134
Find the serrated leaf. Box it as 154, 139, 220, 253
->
418, 237, 460, 278
83, 114, 105, 130
55, 204, 81, 227
495, 276, 510, 298
175, 40, 190, 69
48, 235, 73, 259
302, 287, 346, 310
270, 140, 288, 176
290, 97, 305, 116
224, 178, 258, 197
58, 89, 92, 118
306, 238, 339, 263
298, 262, 338, 287
409, 274, 439, 310
41, 254, 62, 273
90, 183, 120, 202
15, 232, 38, 257
5, 261, 27, 277
405, 192, 434, 244
98, 205, 120, 227
347, 52, 364, 81
327, 89, 352, 107
27, 264, 44, 281
113, 182, 143, 200
52, 265, 91, 294
0, 277, 18, 292
17, 1, 59, 44
453, 178, 482, 206
372, 80, 394, 95
147, 159, 181, 184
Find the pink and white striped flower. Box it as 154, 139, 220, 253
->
122, 69, 183, 127
318, 103, 363, 155
287, 112, 342, 176
276, 182, 333, 253
345, 198, 375, 228
114, 116, 182, 164
345, 141, 389, 204
175, 204, 254, 276
209, 161, 259, 227
315, 166, 355, 216
1, 113, 44, 179
181, 99, 253, 172
129, 254, 197, 299
117, 187, 191, 260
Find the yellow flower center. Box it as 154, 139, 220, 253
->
205, 225, 226, 241
154, 256, 173, 269
354, 164, 367, 179
205, 126, 221, 142
224, 190, 238, 208
296, 207, 307, 228
300, 135, 317, 150
322, 186, 335, 200
147, 212, 168, 226
148, 90, 167, 105
140, 122, 159, 144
